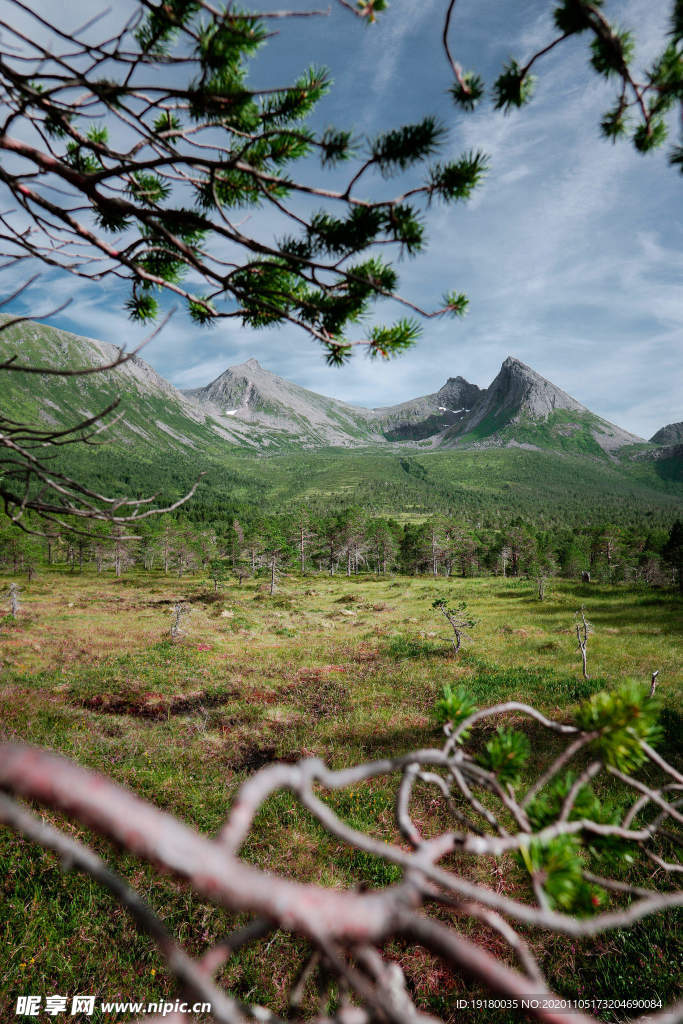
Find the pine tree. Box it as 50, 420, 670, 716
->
662, 519, 683, 591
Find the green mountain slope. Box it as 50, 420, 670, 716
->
48, 441, 681, 531
0, 315, 233, 455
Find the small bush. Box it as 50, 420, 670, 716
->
193, 590, 223, 605
341, 848, 402, 888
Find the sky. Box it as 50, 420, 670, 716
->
2, 0, 682, 438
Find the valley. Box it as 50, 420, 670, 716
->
0, 1, 681, 1021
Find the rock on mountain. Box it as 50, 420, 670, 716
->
650, 422, 683, 445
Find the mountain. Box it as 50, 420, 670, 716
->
184, 359, 489, 447
185, 353, 645, 456
0, 318, 372, 453
184, 358, 382, 447
651, 422, 683, 445
2, 317, 680, 523
0, 315, 229, 453
0, 316, 663, 459
440, 357, 644, 454
369, 377, 484, 441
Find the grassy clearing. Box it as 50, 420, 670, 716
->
0, 569, 681, 1021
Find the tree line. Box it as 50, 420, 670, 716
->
1, 509, 680, 592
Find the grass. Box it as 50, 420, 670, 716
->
0, 568, 681, 1022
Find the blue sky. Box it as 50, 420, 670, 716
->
3, 0, 682, 437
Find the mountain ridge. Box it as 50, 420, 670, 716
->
184, 353, 645, 454
0, 315, 662, 458
3, 316, 681, 520
183, 356, 381, 447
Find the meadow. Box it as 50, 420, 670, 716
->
1, 568, 681, 1022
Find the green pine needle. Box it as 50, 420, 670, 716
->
433, 683, 478, 733
590, 28, 635, 79
575, 682, 662, 773
428, 152, 489, 202
442, 291, 469, 317
125, 292, 159, 323
367, 318, 421, 358
493, 61, 536, 111
633, 119, 669, 153
477, 727, 530, 787
553, 0, 602, 35
449, 72, 485, 111
371, 117, 446, 176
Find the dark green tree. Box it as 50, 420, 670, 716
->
259, 522, 294, 594
208, 558, 229, 592
662, 518, 683, 591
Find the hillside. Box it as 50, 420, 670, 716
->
0, 316, 231, 454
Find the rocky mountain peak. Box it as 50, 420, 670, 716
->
0, 316, 661, 457
182, 350, 647, 454
188, 357, 275, 410
436, 376, 483, 411
492, 356, 585, 414
499, 355, 542, 379
441, 356, 586, 441
650, 422, 683, 445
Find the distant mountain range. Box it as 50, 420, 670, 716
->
3, 316, 681, 523
185, 353, 649, 455
1, 316, 677, 460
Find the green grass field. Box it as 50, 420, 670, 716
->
1, 569, 681, 1022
